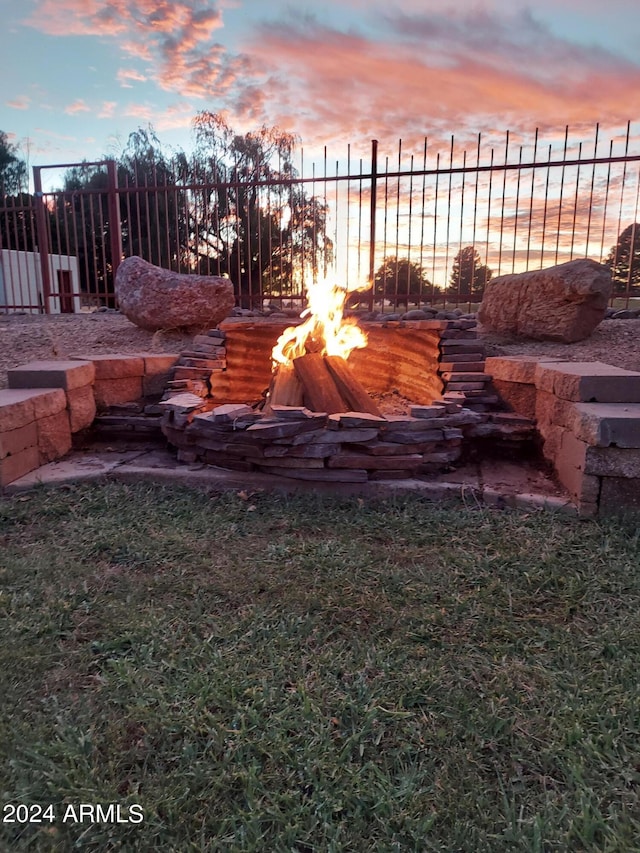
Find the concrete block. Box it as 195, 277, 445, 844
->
554, 431, 601, 504
32, 388, 67, 419
568, 403, 640, 448
37, 410, 72, 464
599, 477, 640, 512
534, 361, 640, 402
485, 355, 557, 385
66, 385, 97, 433
74, 354, 144, 380
93, 377, 143, 409
140, 353, 180, 374
534, 391, 575, 431
493, 379, 537, 419
0, 421, 38, 460
577, 500, 599, 518
0, 445, 41, 487
0, 388, 66, 431
7, 360, 95, 391
584, 447, 640, 478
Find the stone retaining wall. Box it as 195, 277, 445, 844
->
3, 325, 640, 517
485, 357, 640, 515
0, 353, 178, 486
160, 399, 489, 483
157, 320, 535, 483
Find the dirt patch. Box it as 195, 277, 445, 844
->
481, 320, 640, 373
0, 312, 195, 389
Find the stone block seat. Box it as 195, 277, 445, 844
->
485, 357, 640, 515
0, 353, 179, 487
0, 388, 70, 486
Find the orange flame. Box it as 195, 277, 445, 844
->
271, 277, 367, 369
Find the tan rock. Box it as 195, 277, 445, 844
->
115, 256, 235, 332
0, 388, 66, 431
0, 422, 38, 460
492, 379, 537, 419
37, 410, 72, 463
93, 377, 143, 409
0, 446, 40, 487
478, 259, 611, 342
66, 385, 97, 432
74, 354, 144, 380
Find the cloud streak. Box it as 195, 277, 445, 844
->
26, 0, 251, 104
6, 96, 31, 110
65, 99, 91, 115
22, 1, 640, 153
245, 8, 640, 148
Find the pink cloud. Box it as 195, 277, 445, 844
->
6, 96, 31, 110
123, 102, 154, 122
117, 68, 148, 87
242, 10, 640, 151
64, 99, 91, 115
98, 101, 117, 119
26, 0, 237, 101
21, 1, 640, 158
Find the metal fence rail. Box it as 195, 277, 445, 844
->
1, 124, 639, 314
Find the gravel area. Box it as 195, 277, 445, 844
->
0, 312, 195, 389
482, 320, 640, 373
1, 311, 639, 390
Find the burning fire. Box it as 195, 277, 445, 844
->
271, 276, 367, 369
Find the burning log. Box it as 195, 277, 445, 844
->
324, 355, 382, 417
263, 363, 304, 416
293, 352, 346, 414
268, 277, 380, 416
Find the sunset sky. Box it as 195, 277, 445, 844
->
2, 0, 640, 184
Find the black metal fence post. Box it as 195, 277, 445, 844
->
368, 139, 378, 309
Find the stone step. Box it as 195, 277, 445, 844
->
569, 402, 640, 448
7, 359, 95, 390
535, 361, 640, 403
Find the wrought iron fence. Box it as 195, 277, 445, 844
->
1, 124, 640, 314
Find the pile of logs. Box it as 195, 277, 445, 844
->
265, 352, 382, 417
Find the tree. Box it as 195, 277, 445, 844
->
46, 117, 333, 308
187, 112, 332, 307
374, 256, 432, 306
0, 133, 35, 255
0, 131, 27, 195
605, 223, 640, 295
447, 246, 492, 301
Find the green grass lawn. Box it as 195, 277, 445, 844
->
1, 482, 640, 852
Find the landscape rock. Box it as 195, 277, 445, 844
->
478, 259, 612, 342
115, 256, 235, 332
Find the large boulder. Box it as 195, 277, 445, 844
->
478, 259, 612, 342
115, 256, 235, 332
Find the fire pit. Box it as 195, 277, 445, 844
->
159, 280, 533, 481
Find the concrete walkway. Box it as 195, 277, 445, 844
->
2, 442, 577, 514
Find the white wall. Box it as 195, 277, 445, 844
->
0, 250, 81, 314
